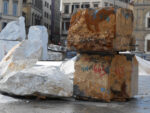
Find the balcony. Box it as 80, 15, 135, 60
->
62, 13, 71, 19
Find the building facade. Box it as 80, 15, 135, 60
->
43, 0, 51, 39
0, 0, 23, 31
22, 0, 43, 33
60, 0, 132, 46
51, 0, 61, 44
133, 0, 150, 54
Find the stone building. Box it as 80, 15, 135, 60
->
22, 0, 43, 33
42, 0, 52, 39
133, 0, 150, 54
0, 0, 23, 31
60, 0, 132, 46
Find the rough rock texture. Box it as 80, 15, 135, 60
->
67, 8, 134, 52
47, 51, 65, 61
0, 40, 42, 79
74, 54, 138, 102
0, 66, 73, 97
48, 44, 67, 52
0, 40, 20, 61
0, 17, 26, 41
28, 26, 48, 60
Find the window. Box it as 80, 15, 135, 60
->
62, 21, 70, 31
50, 5, 51, 10
105, 2, 108, 7
94, 4, 99, 8
147, 40, 150, 52
145, 34, 150, 52
66, 22, 70, 31
23, 0, 27, 3
3, 0, 8, 15
13, 2, 18, 16
45, 2, 47, 6
148, 18, 150, 28
72, 4, 79, 13
81, 4, 90, 8
64, 4, 69, 14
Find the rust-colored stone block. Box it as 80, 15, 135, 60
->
74, 54, 138, 102
67, 8, 134, 52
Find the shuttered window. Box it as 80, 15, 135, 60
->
3, 0, 8, 15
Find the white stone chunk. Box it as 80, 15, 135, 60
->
0, 40, 42, 79
28, 26, 48, 61
0, 66, 73, 97
0, 17, 26, 41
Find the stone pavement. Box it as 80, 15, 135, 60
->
0, 75, 149, 113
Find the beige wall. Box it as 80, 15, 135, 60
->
0, 0, 23, 31
133, 1, 150, 53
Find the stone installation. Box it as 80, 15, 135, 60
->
68, 8, 135, 52
67, 8, 139, 102
0, 17, 26, 61
0, 17, 72, 98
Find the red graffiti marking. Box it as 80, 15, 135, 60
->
93, 64, 106, 77
115, 66, 124, 78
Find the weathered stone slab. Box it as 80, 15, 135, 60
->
67, 8, 134, 52
0, 40, 42, 79
0, 66, 73, 97
74, 54, 138, 102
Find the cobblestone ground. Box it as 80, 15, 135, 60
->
0, 75, 149, 113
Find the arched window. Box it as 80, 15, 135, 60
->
145, 34, 150, 52
145, 12, 150, 28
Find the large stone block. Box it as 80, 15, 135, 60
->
0, 66, 73, 97
67, 8, 134, 52
74, 54, 138, 102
